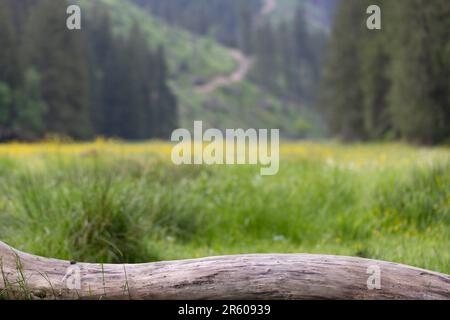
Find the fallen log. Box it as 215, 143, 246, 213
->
0, 241, 448, 300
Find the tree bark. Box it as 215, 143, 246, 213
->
0, 241, 449, 300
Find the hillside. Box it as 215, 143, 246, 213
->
99, 0, 324, 137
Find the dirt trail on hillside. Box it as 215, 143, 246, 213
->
196, 0, 276, 94
196, 49, 254, 94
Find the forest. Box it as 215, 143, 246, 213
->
321, 0, 450, 144
0, 0, 177, 141
131, 0, 450, 144
0, 0, 448, 144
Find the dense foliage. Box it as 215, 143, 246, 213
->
133, 0, 337, 106
0, 0, 177, 141
320, 0, 450, 144
1, 0, 447, 145
133, 0, 262, 49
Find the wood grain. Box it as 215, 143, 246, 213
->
0, 241, 448, 300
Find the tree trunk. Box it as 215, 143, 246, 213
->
0, 241, 449, 300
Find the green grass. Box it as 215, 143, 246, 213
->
0, 143, 448, 274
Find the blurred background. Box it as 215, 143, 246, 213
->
0, 1, 449, 272
0, 0, 447, 144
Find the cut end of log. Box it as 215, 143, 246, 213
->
0, 241, 449, 300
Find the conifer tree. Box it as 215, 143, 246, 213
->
23, 0, 91, 139
359, 0, 392, 139
320, 0, 367, 141
388, 0, 450, 143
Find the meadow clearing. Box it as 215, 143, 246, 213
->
0, 140, 448, 273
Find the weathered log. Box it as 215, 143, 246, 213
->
0, 241, 449, 300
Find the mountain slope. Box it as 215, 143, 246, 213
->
80, 0, 322, 138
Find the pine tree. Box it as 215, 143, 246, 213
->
278, 21, 295, 97
0, 0, 21, 88
12, 69, 48, 140
388, 0, 450, 143
152, 46, 178, 138
22, 0, 91, 139
359, 0, 392, 140
254, 22, 277, 89
0, 0, 21, 140
121, 22, 151, 139
290, 6, 311, 99
85, 2, 115, 136
237, 1, 254, 54
0, 82, 13, 141
320, 0, 367, 141
6, 0, 35, 34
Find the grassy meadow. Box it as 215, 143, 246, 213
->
0, 141, 448, 273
